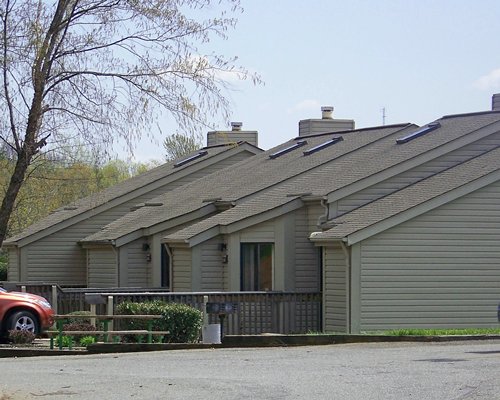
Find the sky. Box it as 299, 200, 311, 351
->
129, 0, 500, 162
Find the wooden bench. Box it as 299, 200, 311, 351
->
50, 314, 169, 350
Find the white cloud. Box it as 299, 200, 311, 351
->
474, 68, 500, 90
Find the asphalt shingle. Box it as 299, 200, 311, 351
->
4, 144, 252, 244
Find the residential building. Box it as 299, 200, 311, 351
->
6, 96, 500, 332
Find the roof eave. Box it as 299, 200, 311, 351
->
321, 169, 500, 246
79, 239, 116, 249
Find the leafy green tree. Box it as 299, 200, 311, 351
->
0, 0, 261, 247
2, 154, 158, 238
163, 133, 204, 161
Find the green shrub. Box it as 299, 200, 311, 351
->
116, 300, 203, 343
56, 335, 72, 348
79, 336, 96, 347
57, 333, 97, 348
8, 330, 36, 345
62, 321, 96, 345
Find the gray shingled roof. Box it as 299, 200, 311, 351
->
288, 111, 500, 198
310, 145, 500, 241
164, 192, 301, 243
82, 124, 411, 242
82, 111, 500, 244
5, 143, 257, 244
164, 111, 500, 243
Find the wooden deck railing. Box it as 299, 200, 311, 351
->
1, 283, 322, 335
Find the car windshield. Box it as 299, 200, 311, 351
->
0, 288, 6, 293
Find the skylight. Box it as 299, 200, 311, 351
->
174, 150, 208, 168
269, 140, 307, 159
303, 137, 343, 156
396, 122, 441, 144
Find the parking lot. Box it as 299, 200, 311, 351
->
1, 340, 500, 399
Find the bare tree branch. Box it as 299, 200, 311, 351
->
2, 0, 20, 151
0, 0, 262, 246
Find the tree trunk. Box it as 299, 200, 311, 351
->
0, 47, 46, 247
0, 151, 31, 247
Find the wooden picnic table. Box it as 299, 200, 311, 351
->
53, 314, 163, 320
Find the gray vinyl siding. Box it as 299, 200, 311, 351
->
126, 240, 150, 287
323, 243, 348, 332
240, 220, 275, 242
357, 180, 500, 331
87, 248, 118, 287
7, 248, 19, 281
335, 133, 500, 217
199, 236, 226, 291
25, 231, 87, 285
172, 247, 192, 291
294, 205, 322, 291
22, 212, 126, 285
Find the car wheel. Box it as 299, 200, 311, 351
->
7, 311, 39, 334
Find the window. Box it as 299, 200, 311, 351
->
240, 243, 273, 291
303, 136, 343, 155
269, 140, 307, 159
395, 122, 441, 144
173, 150, 208, 167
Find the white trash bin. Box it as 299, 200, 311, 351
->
202, 324, 221, 344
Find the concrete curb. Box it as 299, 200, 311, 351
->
0, 347, 86, 357
86, 342, 223, 354
221, 334, 500, 348
1, 334, 500, 357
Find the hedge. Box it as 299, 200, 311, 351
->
116, 300, 203, 343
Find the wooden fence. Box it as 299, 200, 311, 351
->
1, 283, 322, 335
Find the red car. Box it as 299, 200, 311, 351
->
0, 288, 54, 336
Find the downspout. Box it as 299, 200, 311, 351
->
163, 243, 173, 291
339, 239, 351, 334
317, 197, 328, 227
85, 248, 89, 286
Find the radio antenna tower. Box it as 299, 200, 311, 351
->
381, 107, 387, 126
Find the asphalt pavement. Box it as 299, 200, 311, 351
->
1, 340, 500, 399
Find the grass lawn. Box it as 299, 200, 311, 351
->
382, 328, 500, 336
309, 328, 500, 336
